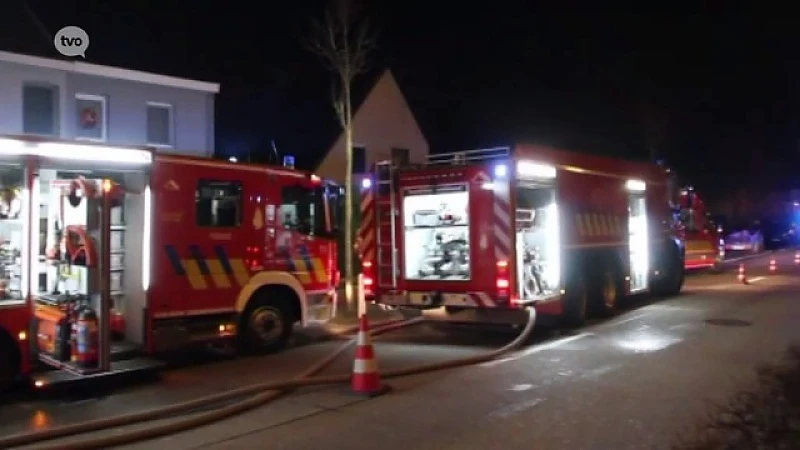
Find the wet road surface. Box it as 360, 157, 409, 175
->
2, 250, 798, 449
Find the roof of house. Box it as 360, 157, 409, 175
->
0, 50, 220, 93
0, 1, 219, 93
248, 66, 407, 170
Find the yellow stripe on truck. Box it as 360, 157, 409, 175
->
310, 257, 329, 283
228, 258, 251, 287
205, 259, 232, 289
183, 260, 209, 290
292, 258, 312, 284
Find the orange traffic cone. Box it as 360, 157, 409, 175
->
769, 258, 777, 272
351, 314, 389, 397
738, 264, 749, 285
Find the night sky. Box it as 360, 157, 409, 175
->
3, 1, 799, 205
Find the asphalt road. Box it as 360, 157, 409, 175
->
2, 250, 798, 449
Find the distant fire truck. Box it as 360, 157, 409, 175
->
356, 145, 685, 326
676, 187, 724, 271
0, 135, 340, 390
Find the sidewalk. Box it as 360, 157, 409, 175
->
326, 298, 410, 334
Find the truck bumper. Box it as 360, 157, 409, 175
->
379, 291, 503, 309
377, 291, 562, 324
305, 288, 338, 324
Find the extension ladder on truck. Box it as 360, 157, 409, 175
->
374, 161, 398, 288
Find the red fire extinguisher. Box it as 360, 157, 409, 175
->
72, 302, 99, 368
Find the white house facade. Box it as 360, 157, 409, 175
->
0, 50, 219, 157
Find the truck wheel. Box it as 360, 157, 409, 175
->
592, 265, 622, 317
0, 337, 19, 392
652, 244, 684, 296
561, 274, 588, 328
239, 297, 293, 354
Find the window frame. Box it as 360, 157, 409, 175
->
195, 179, 243, 228
74, 93, 108, 142
279, 184, 329, 237
22, 83, 59, 136
146, 101, 174, 148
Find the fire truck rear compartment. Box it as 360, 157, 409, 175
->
402, 185, 471, 282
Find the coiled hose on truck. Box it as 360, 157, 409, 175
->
3, 307, 536, 450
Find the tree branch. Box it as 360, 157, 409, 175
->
304, 0, 377, 84
303, 0, 377, 308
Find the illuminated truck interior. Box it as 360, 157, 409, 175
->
402, 184, 471, 281
514, 161, 561, 302
626, 179, 649, 292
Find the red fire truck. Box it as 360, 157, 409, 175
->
356, 145, 685, 326
0, 135, 340, 390
676, 187, 724, 271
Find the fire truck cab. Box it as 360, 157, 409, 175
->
357, 145, 685, 326
676, 187, 724, 271
0, 135, 340, 390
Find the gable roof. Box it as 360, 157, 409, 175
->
247, 65, 395, 170
316, 68, 426, 168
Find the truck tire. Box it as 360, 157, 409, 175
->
239, 295, 293, 354
591, 264, 623, 317
561, 274, 588, 328
0, 334, 19, 392
651, 243, 684, 296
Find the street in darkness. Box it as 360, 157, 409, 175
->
1, 251, 797, 449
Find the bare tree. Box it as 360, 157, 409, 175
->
306, 0, 376, 310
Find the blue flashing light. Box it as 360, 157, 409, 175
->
361, 178, 372, 190
494, 164, 508, 178
282, 155, 295, 169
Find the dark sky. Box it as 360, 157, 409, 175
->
5, 1, 800, 202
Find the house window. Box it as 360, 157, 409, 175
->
75, 93, 107, 141
353, 145, 366, 174
146, 102, 173, 147
23, 84, 58, 136
195, 180, 242, 227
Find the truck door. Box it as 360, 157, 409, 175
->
269, 182, 333, 292
514, 181, 561, 301
628, 189, 649, 292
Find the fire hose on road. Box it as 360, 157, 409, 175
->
1, 308, 537, 450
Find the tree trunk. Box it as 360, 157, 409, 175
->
343, 79, 355, 310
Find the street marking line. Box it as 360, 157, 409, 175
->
488, 397, 544, 420
594, 312, 651, 329
692, 275, 769, 290
480, 332, 591, 368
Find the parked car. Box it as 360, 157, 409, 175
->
724, 229, 764, 253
